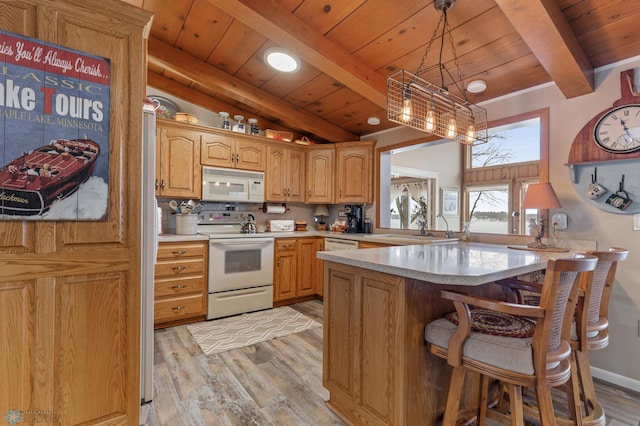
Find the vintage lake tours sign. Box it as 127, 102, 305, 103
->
0, 30, 110, 220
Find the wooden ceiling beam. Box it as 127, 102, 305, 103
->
148, 37, 358, 142
494, 0, 594, 98
147, 71, 288, 132
206, 0, 388, 108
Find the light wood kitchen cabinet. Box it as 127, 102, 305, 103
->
274, 237, 322, 304
307, 146, 335, 203
266, 145, 306, 202
201, 131, 266, 171
323, 262, 403, 425
154, 241, 207, 328
335, 141, 375, 203
156, 119, 202, 199
0, 2, 152, 424
274, 239, 297, 301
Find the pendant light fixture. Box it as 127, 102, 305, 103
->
387, 0, 488, 145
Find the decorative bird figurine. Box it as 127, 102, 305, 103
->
527, 218, 545, 248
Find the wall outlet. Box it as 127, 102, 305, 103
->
552, 212, 568, 230
634, 213, 640, 231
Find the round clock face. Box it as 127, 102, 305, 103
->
593, 104, 640, 153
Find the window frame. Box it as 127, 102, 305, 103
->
462, 109, 549, 235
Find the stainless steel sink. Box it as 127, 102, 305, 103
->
363, 234, 459, 243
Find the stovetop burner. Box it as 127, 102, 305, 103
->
196, 209, 268, 238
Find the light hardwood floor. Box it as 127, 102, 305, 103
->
147, 300, 640, 426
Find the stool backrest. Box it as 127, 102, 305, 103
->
534, 254, 597, 371
578, 247, 629, 350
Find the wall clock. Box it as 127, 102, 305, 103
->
593, 104, 640, 153
566, 69, 640, 215
567, 69, 640, 165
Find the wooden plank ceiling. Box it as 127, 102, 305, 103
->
122, 0, 640, 143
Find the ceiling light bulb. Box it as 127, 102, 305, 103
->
400, 99, 412, 123
264, 48, 300, 73
425, 110, 435, 131
447, 118, 456, 138
466, 124, 475, 144
367, 117, 381, 125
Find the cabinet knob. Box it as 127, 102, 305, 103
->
172, 305, 186, 311
171, 284, 186, 289
173, 266, 186, 272
173, 250, 186, 256
155, 179, 159, 190
160, 179, 166, 190
277, 258, 280, 266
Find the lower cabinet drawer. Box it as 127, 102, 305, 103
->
154, 275, 205, 298
154, 293, 205, 323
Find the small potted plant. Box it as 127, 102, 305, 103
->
412, 196, 429, 236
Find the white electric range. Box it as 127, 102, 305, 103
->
197, 210, 274, 320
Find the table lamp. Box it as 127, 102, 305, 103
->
313, 204, 330, 231
520, 182, 562, 249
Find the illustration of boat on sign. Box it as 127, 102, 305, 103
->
0, 138, 100, 216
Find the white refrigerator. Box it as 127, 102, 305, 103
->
140, 106, 157, 424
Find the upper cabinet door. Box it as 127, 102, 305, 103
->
287, 147, 306, 203
307, 147, 334, 204
201, 131, 265, 171
157, 122, 201, 199
200, 133, 235, 168
336, 141, 375, 204
235, 139, 266, 171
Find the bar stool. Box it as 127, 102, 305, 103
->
497, 247, 629, 425
425, 254, 597, 426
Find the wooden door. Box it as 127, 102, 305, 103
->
157, 123, 201, 198
266, 146, 286, 201
235, 139, 266, 171
296, 238, 318, 297
307, 147, 334, 203
274, 239, 297, 301
336, 142, 374, 203
0, 1, 152, 424
287, 147, 306, 203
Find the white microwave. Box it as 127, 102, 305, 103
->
201, 166, 264, 203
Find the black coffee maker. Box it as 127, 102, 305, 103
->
344, 204, 364, 233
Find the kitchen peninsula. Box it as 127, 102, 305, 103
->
317, 242, 581, 425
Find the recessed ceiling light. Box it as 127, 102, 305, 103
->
367, 117, 381, 125
264, 48, 300, 73
467, 80, 487, 93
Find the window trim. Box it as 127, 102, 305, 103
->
462, 108, 549, 235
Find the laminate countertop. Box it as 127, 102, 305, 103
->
317, 242, 579, 286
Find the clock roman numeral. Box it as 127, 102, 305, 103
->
623, 109, 630, 116
600, 137, 610, 144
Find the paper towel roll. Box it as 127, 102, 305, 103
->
265, 204, 287, 214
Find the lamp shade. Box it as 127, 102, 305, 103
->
521, 183, 562, 209
313, 204, 330, 218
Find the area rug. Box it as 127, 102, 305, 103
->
186, 307, 321, 355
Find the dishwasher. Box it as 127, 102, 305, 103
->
324, 237, 359, 251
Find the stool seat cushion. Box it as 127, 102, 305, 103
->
444, 308, 536, 338
425, 318, 536, 375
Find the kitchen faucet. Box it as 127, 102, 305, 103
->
437, 214, 453, 238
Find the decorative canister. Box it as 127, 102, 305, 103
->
248, 118, 259, 135
175, 214, 198, 235
219, 111, 230, 130
232, 115, 246, 133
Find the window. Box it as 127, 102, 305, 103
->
463, 109, 548, 234
390, 178, 435, 229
